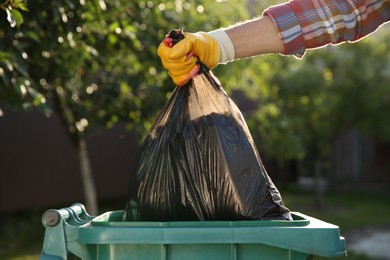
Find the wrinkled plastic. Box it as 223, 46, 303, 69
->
125, 69, 291, 221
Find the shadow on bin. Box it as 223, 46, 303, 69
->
40, 203, 346, 260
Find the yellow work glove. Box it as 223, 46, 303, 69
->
157, 32, 220, 87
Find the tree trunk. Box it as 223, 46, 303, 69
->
51, 91, 99, 215
77, 138, 98, 215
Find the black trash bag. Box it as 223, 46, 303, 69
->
125, 68, 291, 221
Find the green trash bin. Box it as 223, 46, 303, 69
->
40, 203, 346, 260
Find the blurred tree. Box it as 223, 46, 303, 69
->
219, 54, 332, 207
326, 31, 390, 141
225, 28, 390, 206
0, 0, 35, 112
0, 0, 249, 214
4, 0, 388, 213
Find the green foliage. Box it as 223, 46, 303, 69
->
0, 0, 27, 27
228, 28, 390, 174
325, 32, 390, 141
1, 0, 389, 171
0, 0, 250, 140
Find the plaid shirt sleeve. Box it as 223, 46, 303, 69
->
264, 0, 390, 57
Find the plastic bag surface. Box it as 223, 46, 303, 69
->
125, 70, 291, 221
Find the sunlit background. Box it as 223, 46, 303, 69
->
1, 0, 389, 259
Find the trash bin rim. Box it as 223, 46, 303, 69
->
91, 210, 310, 227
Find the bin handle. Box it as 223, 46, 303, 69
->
42, 203, 86, 227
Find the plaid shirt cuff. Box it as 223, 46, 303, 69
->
264, 0, 390, 58
264, 2, 306, 58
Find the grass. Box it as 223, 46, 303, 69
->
0, 207, 45, 260
1, 189, 389, 259
282, 187, 390, 260
283, 188, 390, 231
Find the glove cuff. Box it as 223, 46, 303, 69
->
208, 29, 235, 64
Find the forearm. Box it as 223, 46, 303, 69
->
224, 16, 284, 59
209, 0, 390, 62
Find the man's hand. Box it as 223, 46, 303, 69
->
157, 32, 220, 86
